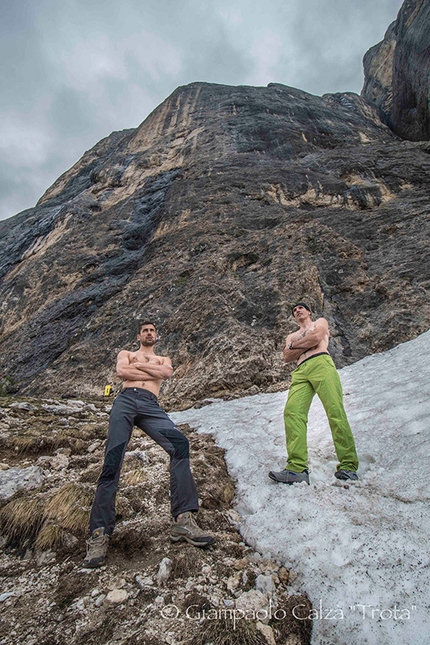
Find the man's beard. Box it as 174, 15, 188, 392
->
141, 339, 156, 346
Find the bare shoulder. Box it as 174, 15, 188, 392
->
117, 349, 132, 359
159, 355, 172, 366
314, 317, 330, 337
315, 317, 329, 328
116, 349, 132, 363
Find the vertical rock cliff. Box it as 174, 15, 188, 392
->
362, 0, 430, 141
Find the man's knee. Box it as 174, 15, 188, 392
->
284, 405, 308, 425
172, 432, 190, 460
98, 442, 126, 483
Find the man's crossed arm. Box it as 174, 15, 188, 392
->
116, 351, 173, 381
283, 318, 329, 363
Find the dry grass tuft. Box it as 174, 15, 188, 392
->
188, 611, 268, 645
44, 483, 93, 534
35, 524, 67, 551
270, 594, 313, 644
0, 496, 44, 547
122, 467, 147, 486
79, 465, 101, 483
0, 429, 74, 457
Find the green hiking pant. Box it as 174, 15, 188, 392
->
284, 354, 358, 473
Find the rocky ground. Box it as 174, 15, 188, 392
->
0, 396, 312, 645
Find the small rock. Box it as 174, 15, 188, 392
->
87, 441, 102, 453
124, 449, 147, 462
68, 400, 86, 406
37, 454, 69, 471
278, 566, 289, 584
104, 589, 129, 605
35, 550, 56, 567
42, 404, 82, 415
235, 589, 266, 614
135, 575, 154, 590
95, 594, 106, 607
226, 573, 241, 592
226, 509, 241, 525
62, 532, 78, 548
0, 466, 44, 501
288, 570, 298, 584
259, 558, 278, 573
233, 557, 248, 570
256, 622, 276, 645
255, 573, 275, 596
36, 456, 52, 468
107, 578, 126, 591
10, 402, 37, 411
50, 454, 69, 470
56, 447, 71, 456
156, 557, 173, 583
75, 598, 86, 611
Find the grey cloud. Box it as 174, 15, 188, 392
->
0, 0, 404, 220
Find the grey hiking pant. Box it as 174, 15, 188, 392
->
89, 387, 199, 535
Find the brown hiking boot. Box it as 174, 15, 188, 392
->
170, 512, 215, 547
83, 527, 109, 568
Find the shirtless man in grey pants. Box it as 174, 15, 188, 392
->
84, 320, 214, 567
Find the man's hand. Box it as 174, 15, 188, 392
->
283, 344, 308, 364
288, 318, 329, 350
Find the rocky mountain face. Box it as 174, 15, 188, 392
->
362, 0, 430, 141
1, 1, 430, 408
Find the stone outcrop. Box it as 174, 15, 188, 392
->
362, 0, 430, 141
1, 79, 430, 406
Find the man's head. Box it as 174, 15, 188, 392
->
136, 320, 157, 346
291, 302, 312, 319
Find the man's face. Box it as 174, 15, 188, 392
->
138, 325, 157, 346
293, 305, 310, 320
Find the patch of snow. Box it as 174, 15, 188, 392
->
172, 330, 430, 645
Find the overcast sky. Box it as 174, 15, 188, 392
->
1, 0, 403, 222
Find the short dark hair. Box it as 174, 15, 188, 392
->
136, 319, 157, 334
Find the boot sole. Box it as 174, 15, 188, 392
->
83, 557, 106, 568
268, 471, 309, 485
170, 534, 215, 548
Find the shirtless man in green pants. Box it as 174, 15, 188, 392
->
269, 302, 359, 485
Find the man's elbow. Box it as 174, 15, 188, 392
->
163, 366, 173, 379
